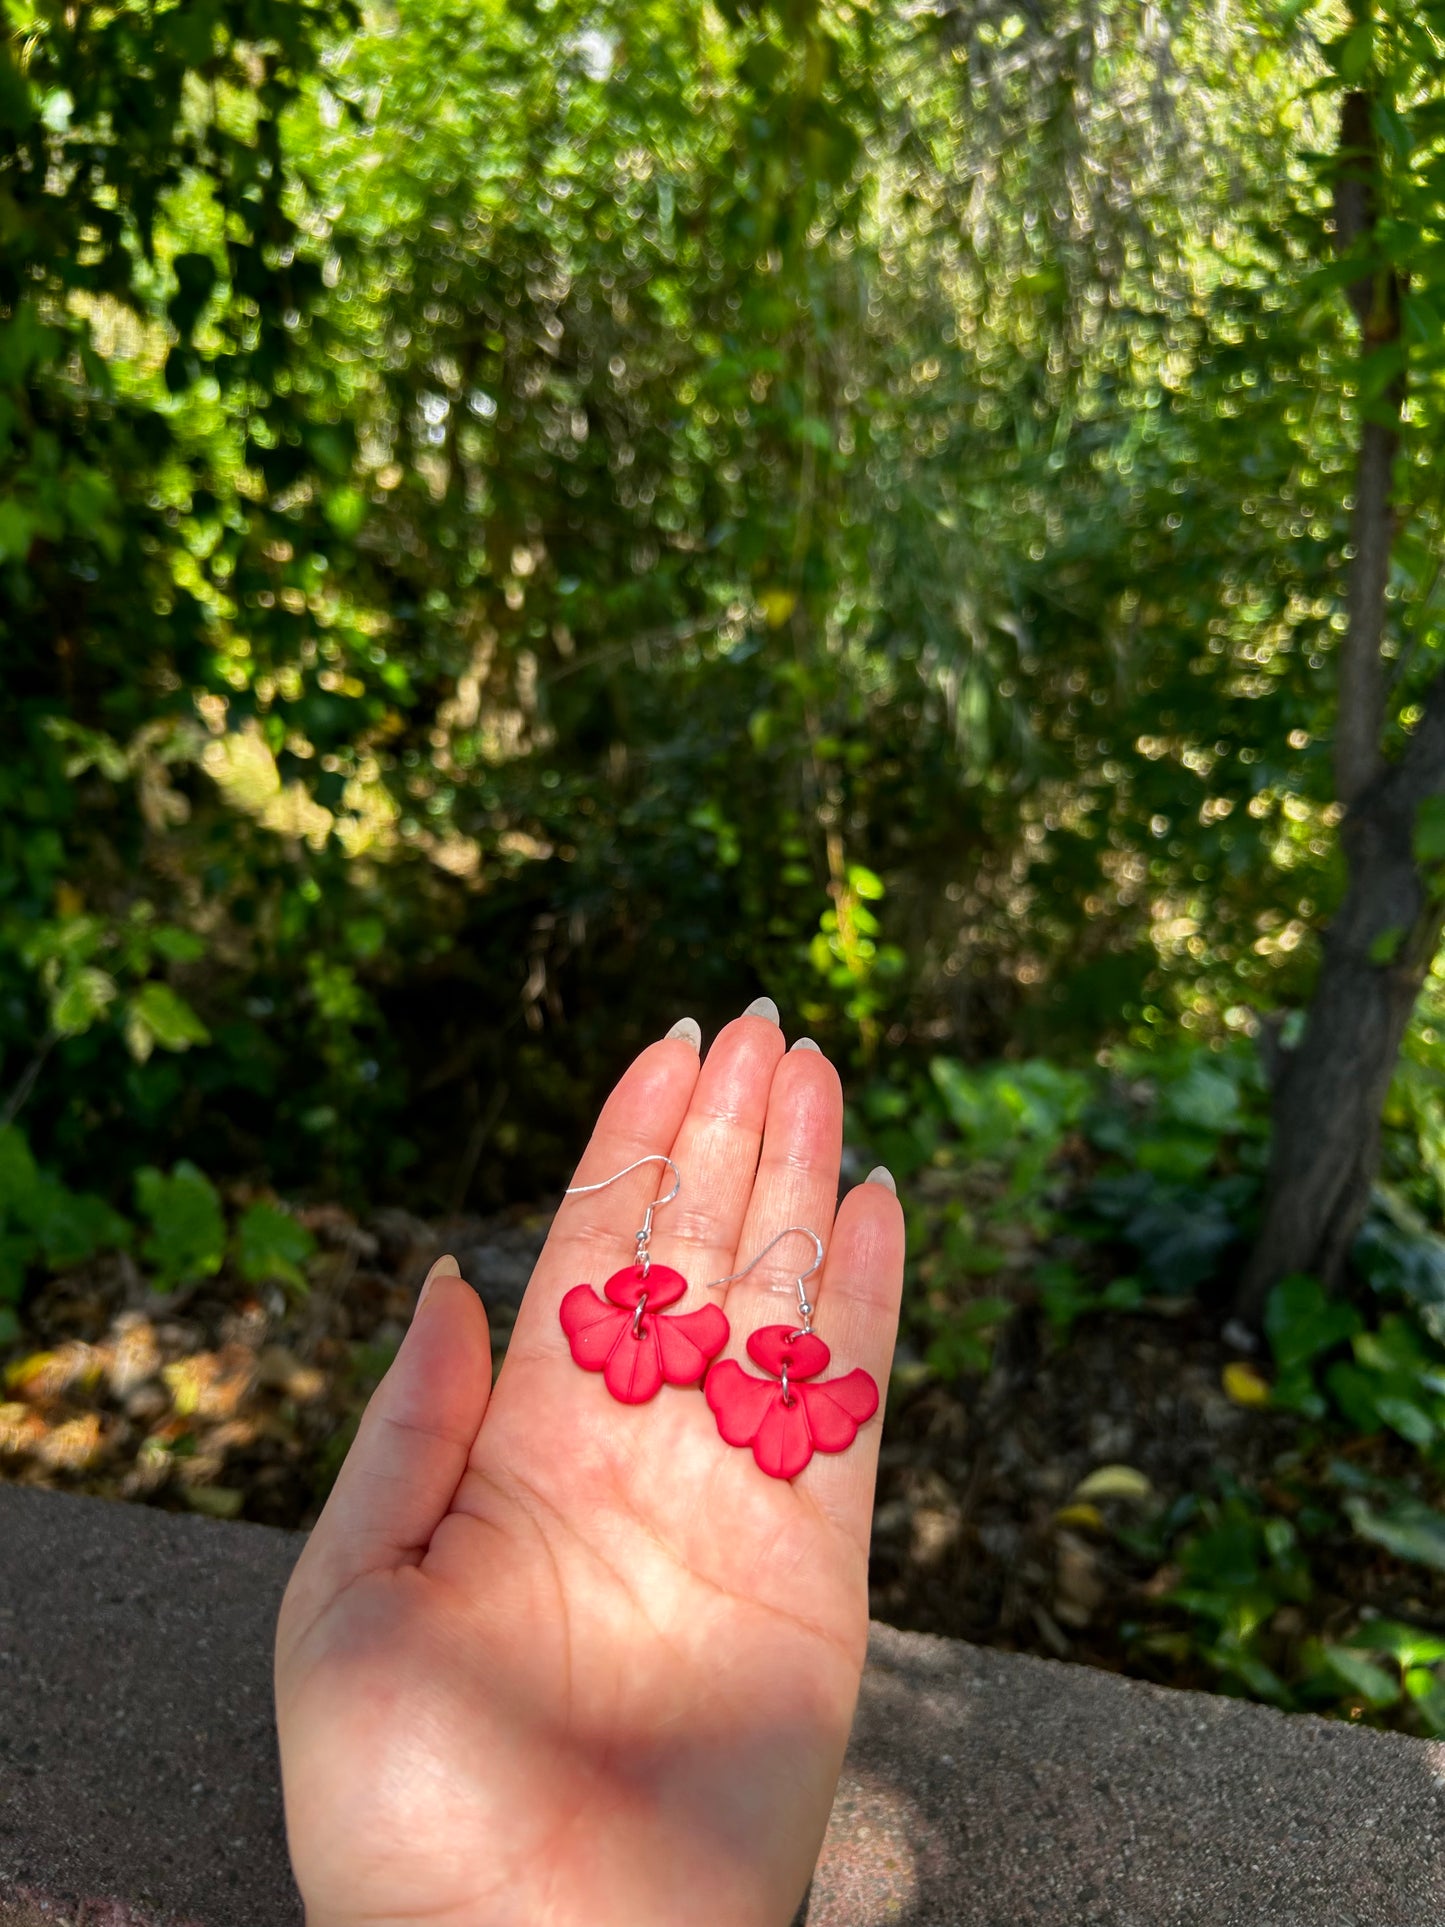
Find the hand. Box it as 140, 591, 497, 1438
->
274, 1014, 904, 1927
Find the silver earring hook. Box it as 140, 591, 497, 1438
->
564, 1153, 680, 1279
706, 1226, 825, 1335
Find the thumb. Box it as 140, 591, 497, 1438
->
281, 1257, 492, 1636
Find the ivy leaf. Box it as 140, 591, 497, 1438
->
128, 982, 211, 1054
51, 967, 117, 1036
1265, 1273, 1362, 1372
136, 1162, 225, 1290
235, 1201, 315, 1298
27, 1178, 129, 1269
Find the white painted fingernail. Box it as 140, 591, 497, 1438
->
790, 1036, 822, 1053
743, 995, 780, 1025
419, 1253, 459, 1309
664, 1016, 702, 1050
866, 1166, 896, 1194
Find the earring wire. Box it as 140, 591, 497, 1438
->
706, 1226, 825, 1335
564, 1153, 680, 1279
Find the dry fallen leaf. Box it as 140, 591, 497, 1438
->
1222, 1361, 1272, 1408
36, 1412, 105, 1471
1054, 1531, 1108, 1628
4, 1344, 102, 1402
162, 1343, 257, 1420
1054, 1501, 1106, 1532
0, 1401, 46, 1456
184, 1485, 244, 1519
1073, 1463, 1153, 1505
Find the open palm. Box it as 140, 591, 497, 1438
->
275, 1012, 904, 1927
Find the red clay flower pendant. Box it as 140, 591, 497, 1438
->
560, 1263, 728, 1404
705, 1326, 878, 1479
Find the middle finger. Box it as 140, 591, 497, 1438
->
719, 1041, 844, 1349
648, 1002, 788, 1304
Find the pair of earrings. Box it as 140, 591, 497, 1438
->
557, 1154, 879, 1481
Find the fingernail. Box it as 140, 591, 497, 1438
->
419, 1253, 459, 1309
790, 1036, 822, 1053
743, 995, 780, 1025
664, 1016, 702, 1050
866, 1166, 896, 1195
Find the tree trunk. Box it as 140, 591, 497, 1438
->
1236, 750, 1445, 1321
1233, 69, 1425, 1324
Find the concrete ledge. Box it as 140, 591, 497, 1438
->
2, 1486, 1444, 1927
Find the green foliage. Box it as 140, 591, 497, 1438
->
8, 0, 1443, 1218
235, 1201, 316, 1298
0, 1122, 315, 1308
1078, 1044, 1271, 1294
871, 1038, 1277, 1395
1038, 1265, 1146, 1341
9, 0, 1445, 1735
922, 1296, 1012, 1382
1265, 1262, 1445, 1453
1162, 1487, 1312, 1704
1344, 1490, 1445, 1573
0, 1125, 128, 1333
881, 1027, 1445, 1731
135, 1163, 226, 1291
931, 1059, 1091, 1174
1140, 1478, 1445, 1733
1265, 1274, 1364, 1416
1131, 1261, 1445, 1729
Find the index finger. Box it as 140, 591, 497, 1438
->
503, 1025, 704, 1362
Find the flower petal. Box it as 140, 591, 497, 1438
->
559, 1286, 631, 1371
705, 1359, 777, 1447
751, 1395, 815, 1480
798, 1369, 878, 1453
654, 1303, 729, 1385
601, 1323, 665, 1404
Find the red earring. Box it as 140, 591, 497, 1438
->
558, 1154, 728, 1405
703, 1228, 879, 1480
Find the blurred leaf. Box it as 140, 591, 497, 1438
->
52, 968, 117, 1037
136, 1162, 225, 1289
1054, 1501, 1105, 1531
184, 1485, 244, 1519
1223, 1361, 1272, 1407
1317, 1644, 1398, 1708
0, 1127, 40, 1217
1265, 1274, 1362, 1372
1345, 1495, 1445, 1573
1348, 1619, 1445, 1668
758, 589, 797, 629
1074, 1464, 1154, 1504
1415, 799, 1445, 867
127, 983, 211, 1055
235, 1201, 315, 1297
